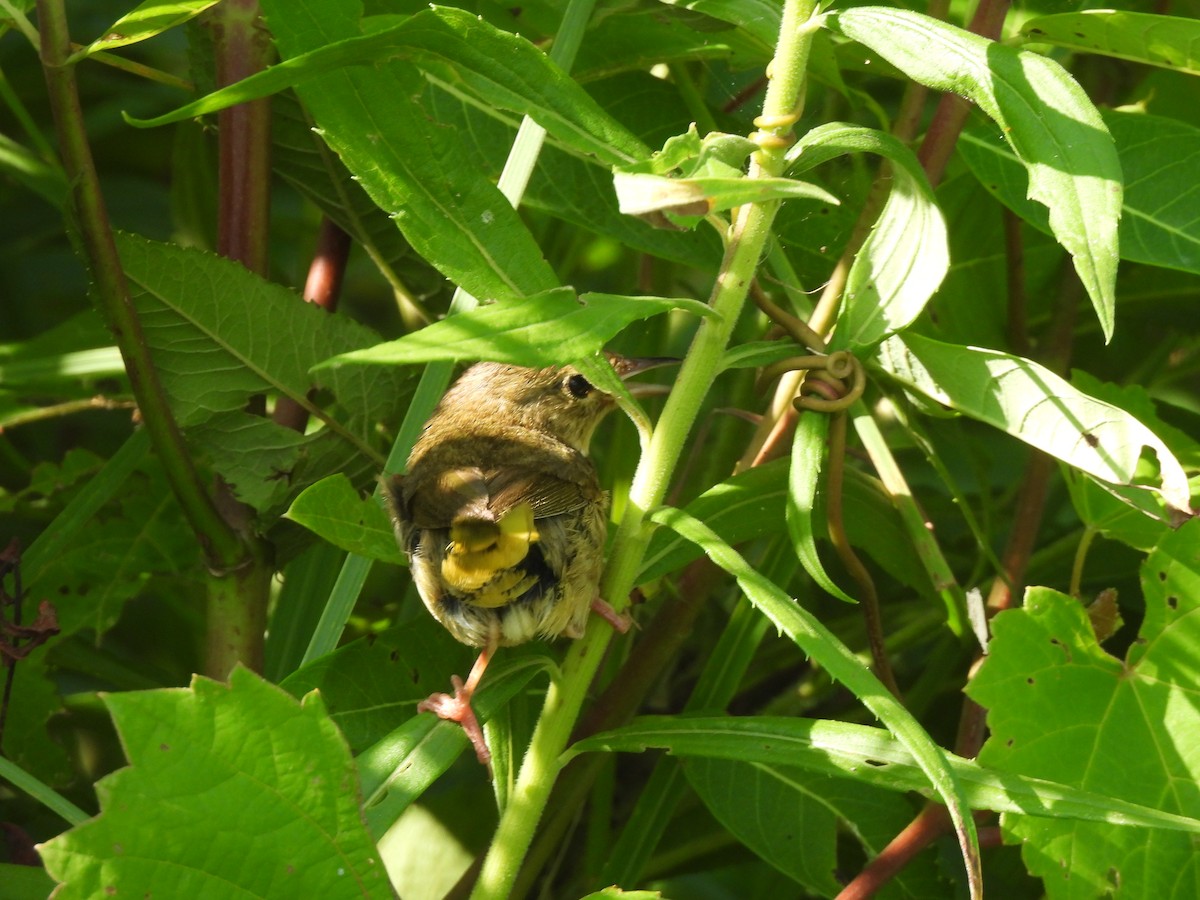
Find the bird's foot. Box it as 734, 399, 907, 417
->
419, 675, 492, 771
591, 596, 633, 634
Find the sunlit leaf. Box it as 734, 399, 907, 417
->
968, 520, 1200, 898
77, 0, 220, 58
39, 668, 395, 899
828, 7, 1121, 342
787, 122, 948, 349
960, 110, 1200, 275
614, 171, 837, 218
285, 474, 406, 567
570, 715, 1200, 833
877, 334, 1193, 516
321, 289, 713, 369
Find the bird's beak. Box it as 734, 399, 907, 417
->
608, 354, 679, 398
608, 354, 680, 380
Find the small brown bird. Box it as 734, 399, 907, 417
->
384, 355, 670, 767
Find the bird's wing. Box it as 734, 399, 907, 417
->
485, 466, 601, 521
403, 463, 600, 529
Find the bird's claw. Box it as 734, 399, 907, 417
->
419, 675, 492, 772
591, 596, 633, 634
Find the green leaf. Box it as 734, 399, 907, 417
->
788, 122, 948, 349
76, 0, 220, 58
639, 459, 925, 597
787, 412, 855, 603
530, 145, 725, 270
1064, 473, 1172, 553
1020, 11, 1200, 76
622, 126, 757, 178
601, 597, 776, 889
322, 289, 714, 369
187, 412, 310, 513
613, 126, 829, 227
877, 334, 1193, 516
682, 756, 846, 895
0, 753, 88, 826
270, 91, 444, 310
130, 7, 644, 166
422, 84, 723, 271
117, 233, 404, 471
285, 474, 406, 567
281, 617, 473, 754
20, 456, 193, 644
569, 715, 1200, 834
257, 0, 560, 303
282, 620, 549, 833
39, 667, 395, 899
968, 520, 1200, 899
265, 541, 347, 683
0, 132, 67, 208
645, 506, 983, 895
0, 347, 124, 386
20, 433, 150, 588
573, 11, 735, 82
0, 652, 72, 788
960, 110, 1200, 275
353, 645, 550, 837
828, 7, 1121, 342
3, 438, 158, 785
686, 756, 944, 897
117, 233, 342, 423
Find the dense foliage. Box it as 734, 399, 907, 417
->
1, 0, 1198, 898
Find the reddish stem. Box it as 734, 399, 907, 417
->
212, 0, 273, 275
274, 219, 351, 432
837, 805, 950, 900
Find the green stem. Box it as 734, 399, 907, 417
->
36, 0, 247, 572
1068, 525, 1097, 598
851, 403, 970, 636
470, 2, 820, 897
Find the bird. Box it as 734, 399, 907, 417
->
384, 355, 671, 768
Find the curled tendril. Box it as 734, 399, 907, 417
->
756, 349, 866, 414
795, 351, 865, 412
757, 354, 829, 389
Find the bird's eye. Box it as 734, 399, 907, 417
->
565, 373, 593, 398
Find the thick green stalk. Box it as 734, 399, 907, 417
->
470, 2, 821, 897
